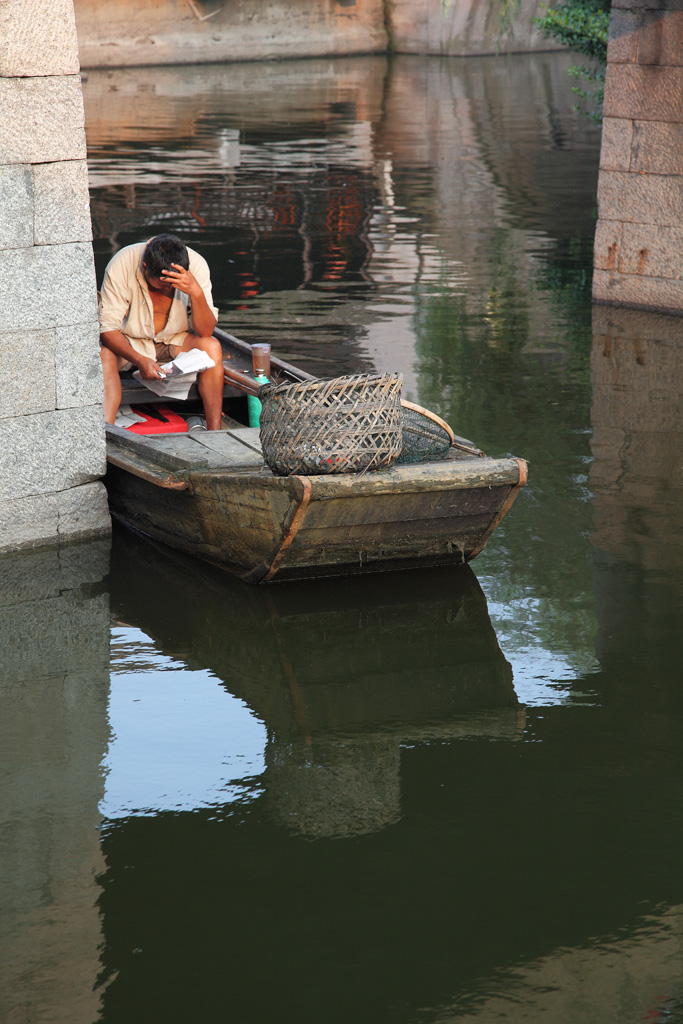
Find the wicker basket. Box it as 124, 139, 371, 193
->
259, 373, 404, 476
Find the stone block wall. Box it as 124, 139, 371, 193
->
593, 0, 683, 313
72, 0, 559, 68
73, 0, 388, 68
0, 0, 110, 553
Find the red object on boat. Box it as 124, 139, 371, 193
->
127, 406, 188, 434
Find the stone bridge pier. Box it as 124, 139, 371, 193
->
0, 0, 110, 553
594, 0, 683, 313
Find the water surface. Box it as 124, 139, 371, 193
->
1, 52, 683, 1024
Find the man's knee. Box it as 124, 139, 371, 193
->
195, 336, 224, 364
100, 344, 117, 373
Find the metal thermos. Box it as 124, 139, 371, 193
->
247, 344, 271, 427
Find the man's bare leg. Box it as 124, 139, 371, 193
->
101, 346, 128, 424
179, 333, 224, 431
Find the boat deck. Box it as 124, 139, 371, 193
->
108, 425, 266, 473
106, 424, 489, 481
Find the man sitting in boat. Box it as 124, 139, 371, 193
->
99, 234, 225, 430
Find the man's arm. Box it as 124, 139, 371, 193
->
162, 262, 218, 338
100, 330, 164, 380
99, 248, 164, 380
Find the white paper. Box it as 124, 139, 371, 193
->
133, 348, 216, 400
165, 349, 216, 375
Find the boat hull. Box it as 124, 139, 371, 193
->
105, 446, 526, 582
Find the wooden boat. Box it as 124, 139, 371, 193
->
105, 327, 527, 583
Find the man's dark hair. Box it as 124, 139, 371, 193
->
143, 234, 190, 277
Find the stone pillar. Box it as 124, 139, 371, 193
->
593, 0, 683, 312
0, 0, 110, 553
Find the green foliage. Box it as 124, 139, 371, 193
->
535, 0, 610, 118
568, 62, 606, 122
535, 0, 609, 61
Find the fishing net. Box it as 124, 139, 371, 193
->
396, 401, 456, 464
259, 372, 404, 476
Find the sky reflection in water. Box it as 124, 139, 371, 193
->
102, 627, 266, 819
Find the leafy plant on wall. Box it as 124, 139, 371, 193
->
535, 0, 610, 120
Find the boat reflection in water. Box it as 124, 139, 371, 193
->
108, 524, 523, 838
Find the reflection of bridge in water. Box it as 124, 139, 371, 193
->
85, 59, 388, 301
85, 52, 601, 381
90, 166, 378, 299
84, 52, 603, 401
591, 304, 683, 576
0, 540, 111, 1023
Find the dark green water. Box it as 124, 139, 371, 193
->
2, 52, 683, 1023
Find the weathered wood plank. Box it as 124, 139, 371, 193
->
300, 457, 522, 499
106, 426, 209, 471
301, 485, 507, 529
227, 427, 263, 454
106, 463, 289, 574
143, 434, 232, 469
221, 413, 244, 430
184, 470, 296, 524
106, 446, 189, 490
281, 510, 501, 560
190, 431, 265, 469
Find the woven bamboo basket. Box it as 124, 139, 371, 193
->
258, 373, 404, 476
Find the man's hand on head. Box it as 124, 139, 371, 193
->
161, 263, 202, 299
